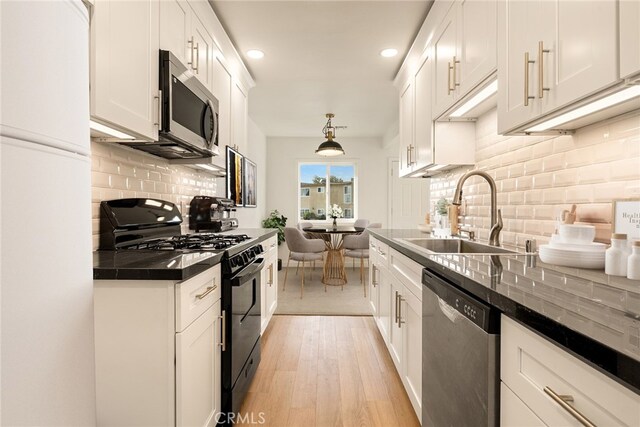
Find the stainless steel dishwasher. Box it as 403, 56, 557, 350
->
422, 268, 500, 427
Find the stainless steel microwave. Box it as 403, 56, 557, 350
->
154, 50, 219, 159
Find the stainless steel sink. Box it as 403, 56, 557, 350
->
400, 238, 516, 255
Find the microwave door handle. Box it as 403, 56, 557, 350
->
206, 99, 217, 150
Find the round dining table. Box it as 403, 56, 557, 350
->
302, 226, 364, 288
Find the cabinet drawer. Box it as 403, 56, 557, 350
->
389, 248, 422, 300
501, 316, 640, 427
175, 265, 221, 332
263, 235, 278, 256
370, 237, 389, 265
501, 382, 546, 427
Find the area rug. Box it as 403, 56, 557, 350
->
274, 264, 372, 315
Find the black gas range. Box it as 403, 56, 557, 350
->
99, 198, 262, 422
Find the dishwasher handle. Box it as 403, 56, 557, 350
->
422, 268, 498, 333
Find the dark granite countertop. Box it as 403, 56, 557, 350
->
369, 228, 640, 394
93, 228, 278, 281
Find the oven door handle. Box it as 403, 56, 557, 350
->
232, 258, 265, 285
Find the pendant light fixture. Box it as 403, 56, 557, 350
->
316, 113, 345, 156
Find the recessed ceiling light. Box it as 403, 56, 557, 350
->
246, 49, 264, 59
380, 48, 398, 58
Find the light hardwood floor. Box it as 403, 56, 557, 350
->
237, 315, 421, 427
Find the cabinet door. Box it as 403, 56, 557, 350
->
620, 0, 640, 79
458, 0, 496, 94
433, 5, 458, 117
388, 280, 403, 371
413, 54, 433, 169
401, 286, 422, 419
159, 0, 190, 66
260, 263, 268, 333
398, 78, 414, 177
231, 81, 248, 152
191, 12, 215, 91
497, 0, 544, 133
212, 57, 232, 168
377, 267, 392, 343
91, 0, 159, 140
501, 383, 546, 427
545, 0, 618, 112
176, 301, 221, 427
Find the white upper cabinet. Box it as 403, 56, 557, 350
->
213, 58, 232, 151
160, 0, 215, 91
497, 0, 619, 134
159, 0, 190, 66
90, 0, 160, 141
231, 81, 248, 152
413, 54, 434, 169
398, 78, 415, 177
620, 0, 640, 80
433, 0, 497, 117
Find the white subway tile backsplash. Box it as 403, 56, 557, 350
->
90, 141, 220, 250
431, 111, 640, 249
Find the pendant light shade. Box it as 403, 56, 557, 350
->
316, 113, 345, 156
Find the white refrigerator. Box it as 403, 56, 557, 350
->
1, 0, 97, 424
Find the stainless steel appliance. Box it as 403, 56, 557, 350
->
118, 50, 219, 159
422, 268, 500, 427
98, 198, 263, 423
189, 196, 238, 233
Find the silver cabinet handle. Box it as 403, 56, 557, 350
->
193, 42, 199, 73
268, 264, 273, 286
538, 41, 550, 98
543, 387, 596, 427
452, 55, 460, 89
398, 294, 405, 327
406, 145, 410, 168
153, 90, 162, 129
187, 37, 195, 68
372, 265, 378, 286
447, 61, 453, 94
219, 310, 226, 351
524, 52, 535, 106
394, 291, 400, 324
409, 144, 416, 166
195, 284, 216, 300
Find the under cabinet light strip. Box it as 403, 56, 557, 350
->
525, 85, 640, 132
450, 80, 498, 118
89, 120, 135, 139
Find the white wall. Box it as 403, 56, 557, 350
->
234, 118, 267, 228
266, 136, 395, 256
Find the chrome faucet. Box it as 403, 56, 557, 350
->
452, 170, 503, 247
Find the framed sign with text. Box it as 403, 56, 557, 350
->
612, 199, 640, 239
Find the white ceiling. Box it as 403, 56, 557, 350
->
210, 1, 432, 138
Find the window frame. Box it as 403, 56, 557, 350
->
297, 161, 358, 223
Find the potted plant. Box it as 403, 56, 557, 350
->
262, 210, 287, 270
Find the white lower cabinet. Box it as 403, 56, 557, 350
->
176, 300, 221, 427
369, 238, 422, 422
501, 382, 545, 427
501, 316, 640, 427
261, 236, 278, 333
94, 265, 222, 426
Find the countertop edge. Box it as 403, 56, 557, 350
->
369, 229, 640, 395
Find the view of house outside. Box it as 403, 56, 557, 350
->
299, 164, 355, 220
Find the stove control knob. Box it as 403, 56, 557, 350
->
242, 253, 250, 264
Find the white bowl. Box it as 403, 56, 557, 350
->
417, 224, 433, 233
558, 224, 596, 244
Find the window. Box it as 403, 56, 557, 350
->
344, 185, 352, 204
298, 163, 356, 220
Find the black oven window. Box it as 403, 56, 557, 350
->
171, 76, 206, 138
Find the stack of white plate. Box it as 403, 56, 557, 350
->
539, 225, 605, 269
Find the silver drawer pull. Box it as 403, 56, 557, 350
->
544, 387, 596, 427
195, 284, 216, 300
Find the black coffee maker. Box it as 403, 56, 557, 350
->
188, 196, 238, 232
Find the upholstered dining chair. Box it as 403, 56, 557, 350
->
283, 227, 325, 298
343, 223, 382, 296
353, 219, 370, 229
